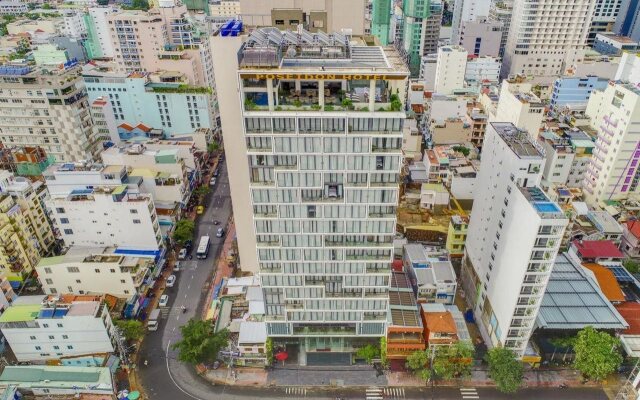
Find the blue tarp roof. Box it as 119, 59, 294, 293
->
114, 249, 161, 258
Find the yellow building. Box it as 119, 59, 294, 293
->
0, 171, 55, 257
446, 215, 468, 257
0, 194, 42, 284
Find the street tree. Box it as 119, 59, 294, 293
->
115, 319, 145, 341
173, 219, 195, 246
574, 326, 623, 381
432, 341, 475, 379
356, 344, 380, 364
172, 319, 229, 364
486, 347, 523, 393
193, 185, 210, 198
407, 342, 474, 383
406, 349, 432, 382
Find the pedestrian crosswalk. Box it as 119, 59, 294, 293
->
366, 387, 384, 400
460, 387, 479, 399
383, 387, 405, 398
284, 387, 306, 397
365, 387, 405, 399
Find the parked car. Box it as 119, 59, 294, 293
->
210, 177, 217, 186
196, 205, 204, 215
178, 248, 187, 260
173, 261, 181, 272
213, 169, 220, 177
216, 228, 225, 238
166, 275, 176, 287
159, 294, 169, 307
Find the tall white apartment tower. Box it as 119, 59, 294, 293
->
434, 45, 468, 95
502, 0, 596, 80
583, 82, 640, 204
212, 27, 409, 364
461, 122, 568, 357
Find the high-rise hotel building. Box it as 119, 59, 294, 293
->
212, 27, 408, 363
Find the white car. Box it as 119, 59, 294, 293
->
178, 248, 187, 260
216, 228, 225, 238
173, 261, 181, 272
210, 177, 217, 186
166, 275, 176, 287
159, 294, 169, 307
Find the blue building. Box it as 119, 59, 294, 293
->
550, 76, 609, 110
82, 64, 217, 136
614, 0, 640, 42
593, 32, 639, 56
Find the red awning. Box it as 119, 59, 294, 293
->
274, 352, 288, 361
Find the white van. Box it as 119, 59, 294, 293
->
147, 309, 161, 331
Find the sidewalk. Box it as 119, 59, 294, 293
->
198, 364, 604, 389
201, 219, 236, 319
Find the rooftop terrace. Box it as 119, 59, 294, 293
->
519, 186, 565, 218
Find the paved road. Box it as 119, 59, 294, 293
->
137, 161, 608, 400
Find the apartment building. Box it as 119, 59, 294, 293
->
84, 7, 119, 59
48, 184, 163, 250
212, 27, 408, 363
450, 0, 491, 44
465, 56, 501, 87
83, 63, 217, 136
457, 18, 502, 57
238, 0, 366, 35
0, 294, 115, 362
583, 82, 640, 203
37, 247, 154, 299
62, 10, 87, 40
446, 215, 469, 257
593, 33, 639, 56
434, 46, 468, 95
488, 0, 512, 58
461, 122, 568, 357
0, 64, 96, 162
614, 0, 640, 41
399, 0, 444, 77
209, 0, 241, 17
0, 2, 28, 16
90, 97, 119, 145
372, 0, 392, 45
493, 80, 545, 140
502, 0, 595, 80
539, 129, 594, 189
588, 0, 621, 45
0, 193, 45, 285
101, 143, 194, 206
0, 171, 55, 257
550, 76, 610, 111
107, 6, 213, 87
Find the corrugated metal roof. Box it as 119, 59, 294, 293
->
536, 253, 628, 330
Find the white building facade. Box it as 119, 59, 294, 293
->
583, 82, 640, 203
434, 45, 468, 95
212, 28, 407, 362
461, 123, 568, 357
502, 0, 595, 80
0, 295, 116, 362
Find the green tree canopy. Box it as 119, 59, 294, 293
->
115, 319, 145, 341
356, 344, 380, 364
193, 185, 210, 198
623, 258, 640, 274
172, 319, 229, 364
574, 326, 623, 381
173, 219, 195, 245
406, 349, 432, 382
486, 347, 523, 393
406, 342, 475, 382
452, 145, 471, 157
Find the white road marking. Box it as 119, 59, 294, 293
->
165, 341, 204, 400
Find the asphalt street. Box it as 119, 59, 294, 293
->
137, 161, 608, 400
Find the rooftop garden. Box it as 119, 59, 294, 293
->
150, 85, 211, 94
